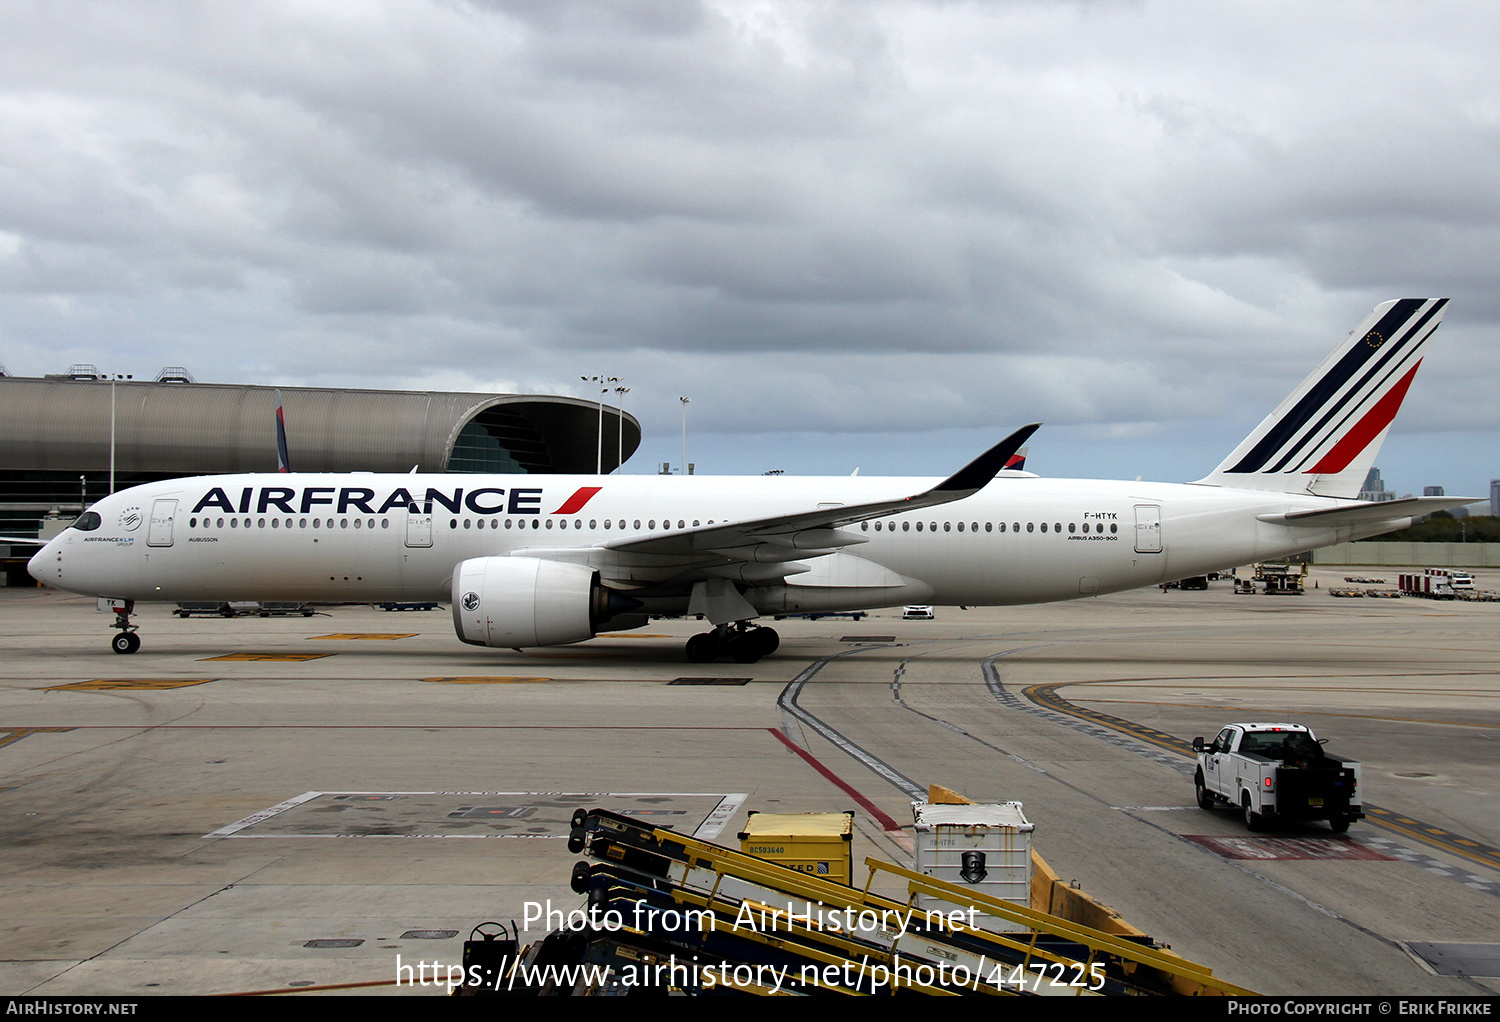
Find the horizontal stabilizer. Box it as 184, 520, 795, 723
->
1256, 496, 1481, 528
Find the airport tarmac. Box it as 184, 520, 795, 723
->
1, 567, 1497, 997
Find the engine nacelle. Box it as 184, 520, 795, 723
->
451, 556, 637, 648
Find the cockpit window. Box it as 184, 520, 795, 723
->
70, 511, 102, 532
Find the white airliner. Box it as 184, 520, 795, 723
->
29, 299, 1473, 662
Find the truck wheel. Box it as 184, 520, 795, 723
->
1329, 816, 1350, 834
1242, 795, 1263, 832
1195, 773, 1215, 811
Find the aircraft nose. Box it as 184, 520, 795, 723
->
27, 541, 53, 583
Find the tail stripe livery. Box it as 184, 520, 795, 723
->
1200, 298, 1447, 498
1301, 361, 1420, 476
1266, 300, 1445, 474
1225, 298, 1443, 475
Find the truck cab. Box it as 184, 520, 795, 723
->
1193, 723, 1362, 833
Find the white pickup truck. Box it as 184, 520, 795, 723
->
1192, 723, 1363, 833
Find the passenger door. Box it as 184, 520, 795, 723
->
404, 504, 433, 548
147, 499, 177, 547
1133, 504, 1162, 554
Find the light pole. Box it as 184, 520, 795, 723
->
679, 396, 690, 475
614, 386, 630, 474
108, 373, 132, 494
581, 375, 619, 475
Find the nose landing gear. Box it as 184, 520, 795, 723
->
109, 600, 141, 654
685, 622, 779, 664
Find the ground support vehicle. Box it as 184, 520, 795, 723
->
175, 600, 312, 617
1254, 562, 1306, 594
454, 807, 1253, 996
1399, 571, 1458, 599
1193, 723, 1362, 833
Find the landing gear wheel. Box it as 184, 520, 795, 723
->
1195, 774, 1214, 811
752, 626, 779, 656
1242, 796, 1262, 832
685, 633, 718, 663
1329, 816, 1350, 834
729, 635, 762, 664
108, 600, 139, 654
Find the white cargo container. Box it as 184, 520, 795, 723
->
911, 802, 1033, 934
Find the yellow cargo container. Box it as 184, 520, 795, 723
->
737, 811, 854, 885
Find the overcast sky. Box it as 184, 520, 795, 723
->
2, 1, 1497, 497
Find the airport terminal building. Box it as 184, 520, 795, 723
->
0, 366, 638, 584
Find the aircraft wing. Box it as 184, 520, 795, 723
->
601, 423, 1040, 562
1256, 495, 1482, 528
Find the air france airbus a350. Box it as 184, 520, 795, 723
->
29, 299, 1474, 663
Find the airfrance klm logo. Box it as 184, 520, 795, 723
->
190, 485, 605, 517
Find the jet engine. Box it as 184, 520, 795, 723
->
451, 556, 641, 649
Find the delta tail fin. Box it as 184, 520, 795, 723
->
1195, 299, 1447, 499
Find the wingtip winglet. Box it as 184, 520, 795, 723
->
932, 422, 1042, 495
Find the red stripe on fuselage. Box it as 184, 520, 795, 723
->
1305, 360, 1421, 475
551, 486, 603, 515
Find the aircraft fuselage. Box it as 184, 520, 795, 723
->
31, 472, 1369, 613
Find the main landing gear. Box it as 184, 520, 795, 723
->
685, 622, 779, 664
109, 600, 141, 654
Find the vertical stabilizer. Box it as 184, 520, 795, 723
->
1195, 299, 1447, 498
274, 389, 291, 474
